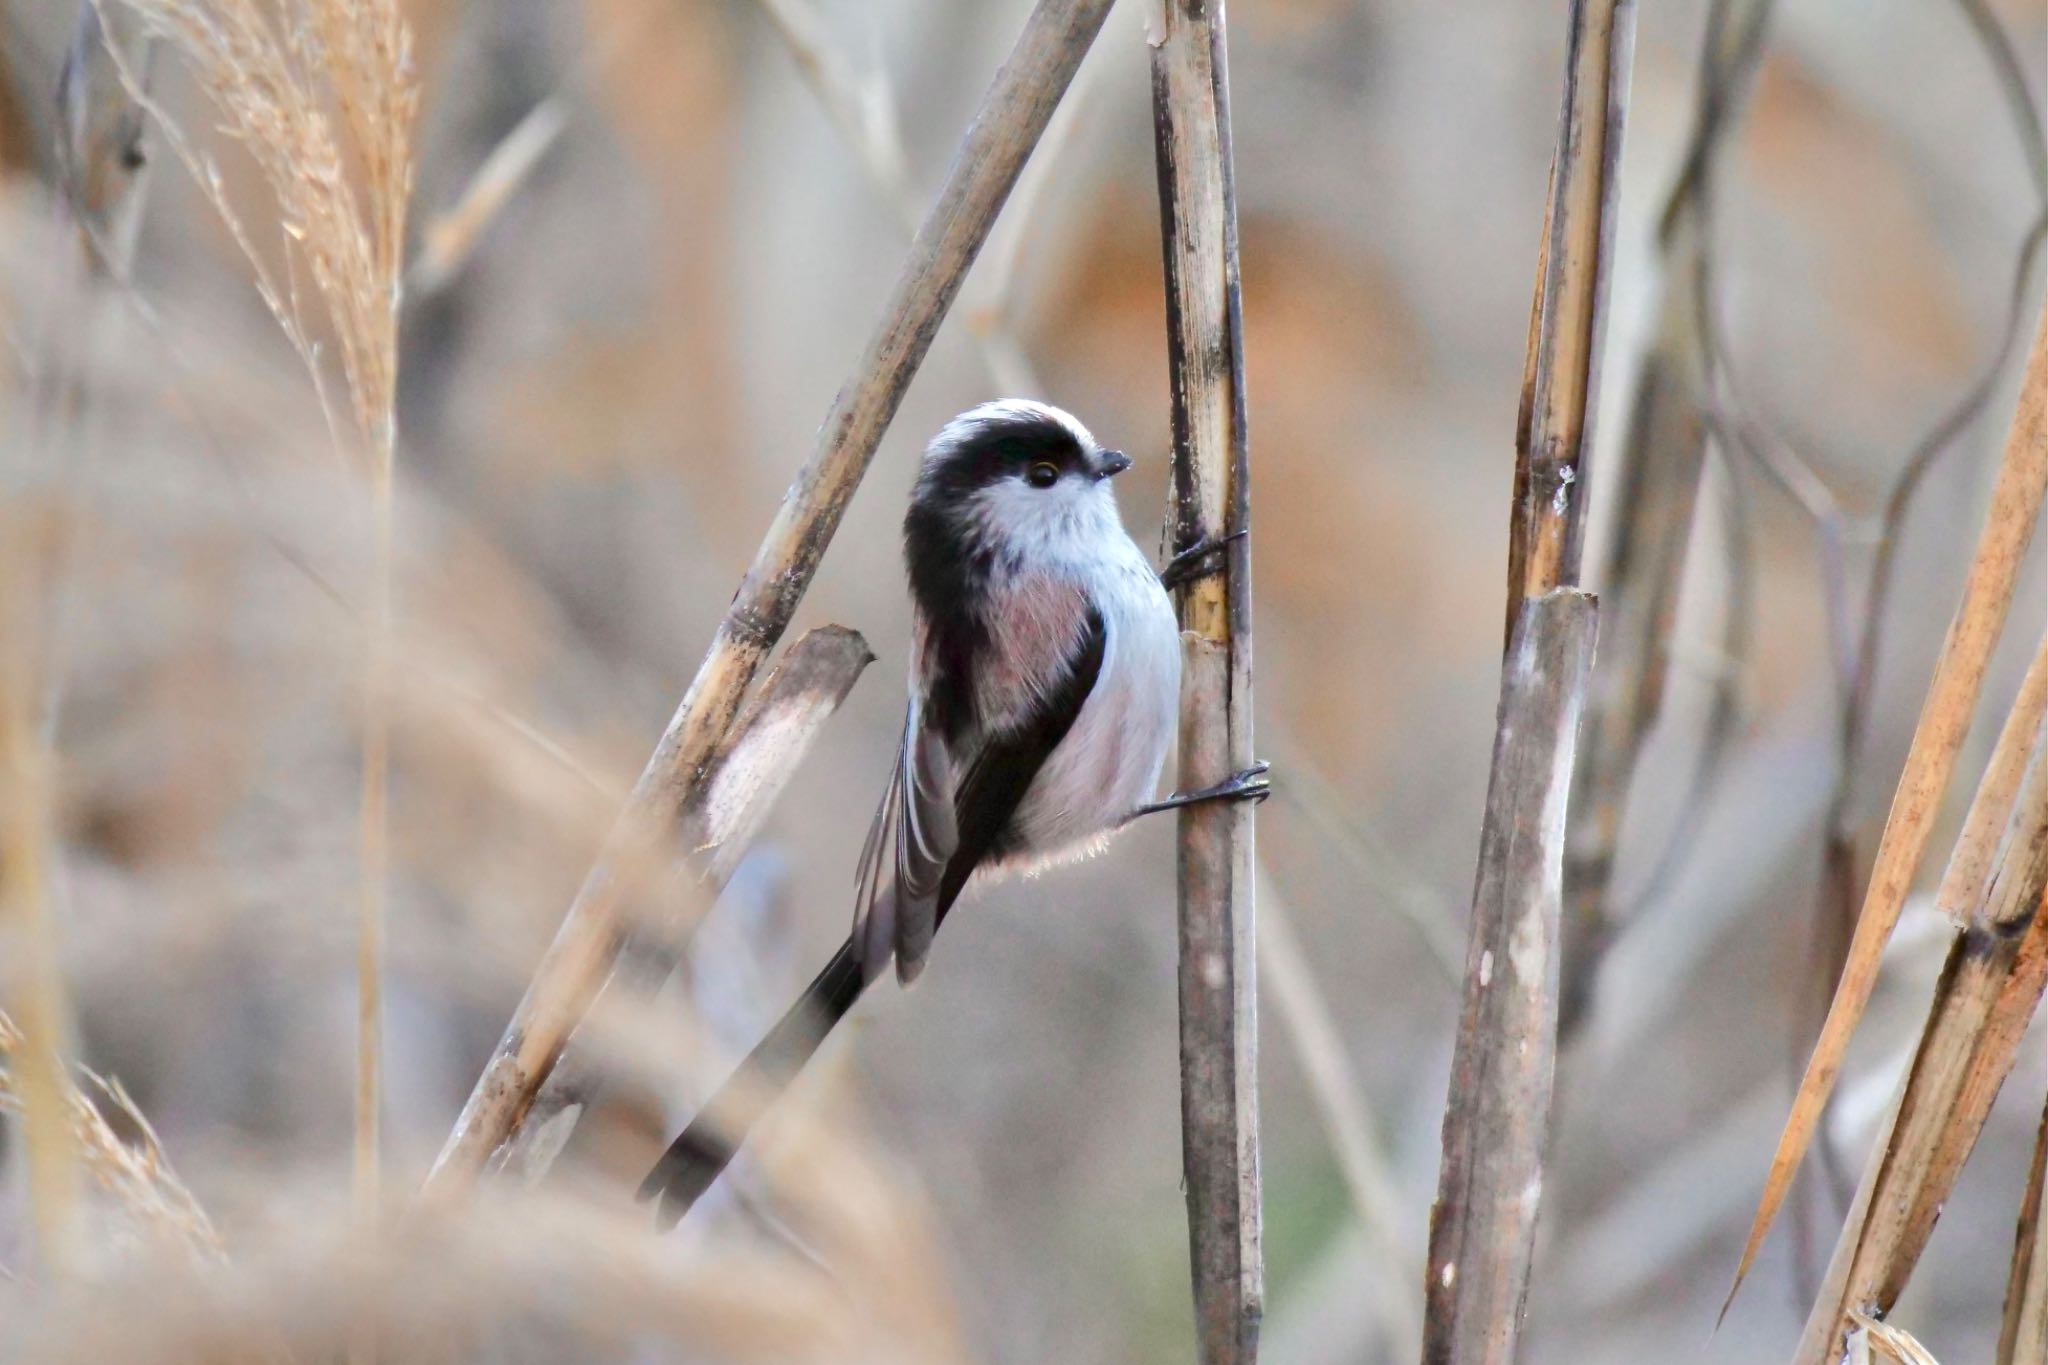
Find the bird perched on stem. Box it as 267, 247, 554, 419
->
640, 400, 1266, 1228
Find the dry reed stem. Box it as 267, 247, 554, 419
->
426, 0, 1117, 1194
498, 627, 873, 1182
1731, 293, 2048, 1308
1560, 0, 1768, 1036
0, 509, 79, 1272
409, 99, 568, 295
1791, 659, 2048, 1357
38, 6, 157, 758
751, 0, 1062, 396
2000, 1088, 2048, 1365
408, 0, 667, 296
1937, 640, 2048, 921
94, 0, 419, 1244
2, 5, 164, 1270
1421, 3, 1631, 1359
1506, 0, 1635, 609
1150, 0, 1261, 1356
1421, 590, 1598, 1365
53, 5, 155, 282
1, 8, 171, 1269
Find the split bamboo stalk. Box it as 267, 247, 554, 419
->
1791, 630, 2048, 1360
1793, 911, 2048, 1359
1731, 292, 2048, 1306
2000, 1089, 2048, 1365
425, 0, 1117, 1196
1422, 3, 1633, 1360
1560, 0, 1770, 1036
498, 628, 872, 1181
1150, 1, 1261, 1357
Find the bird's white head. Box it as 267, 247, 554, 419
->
911, 400, 1134, 570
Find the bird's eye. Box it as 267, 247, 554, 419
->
1026, 462, 1060, 489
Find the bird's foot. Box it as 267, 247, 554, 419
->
1159, 529, 1248, 592
1129, 761, 1272, 821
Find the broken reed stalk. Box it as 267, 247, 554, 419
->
1150, 2, 1260, 1357
1423, 592, 1596, 1365
425, 0, 1117, 1194
498, 628, 873, 1182
1790, 628, 2048, 1359
1559, 0, 1770, 1038
1731, 293, 2048, 1307
2001, 1089, 2048, 1365
1422, 3, 1633, 1361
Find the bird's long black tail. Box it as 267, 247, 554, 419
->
637, 934, 866, 1230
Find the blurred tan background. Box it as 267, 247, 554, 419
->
2, 0, 2046, 1360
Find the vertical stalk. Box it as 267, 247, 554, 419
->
1, 2, 164, 1273
1421, 3, 1633, 1361
1151, 1, 1261, 1358
0, 509, 78, 1273
356, 456, 391, 1225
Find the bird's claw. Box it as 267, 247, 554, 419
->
1159, 529, 1248, 592
1130, 761, 1272, 820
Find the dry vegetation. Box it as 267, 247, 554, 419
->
3, 0, 2047, 1362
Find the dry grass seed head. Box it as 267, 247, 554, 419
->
96, 0, 417, 466
0, 1010, 224, 1267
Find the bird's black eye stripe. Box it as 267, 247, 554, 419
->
1026, 462, 1060, 489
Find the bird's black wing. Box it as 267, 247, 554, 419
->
854, 607, 1107, 984
914, 606, 1107, 972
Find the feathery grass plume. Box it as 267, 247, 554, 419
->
0, 1010, 223, 1267
91, 0, 419, 1227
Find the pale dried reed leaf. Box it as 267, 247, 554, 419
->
1847, 1310, 1943, 1365
1735, 293, 2048, 1312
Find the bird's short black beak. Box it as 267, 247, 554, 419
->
1096, 449, 1133, 480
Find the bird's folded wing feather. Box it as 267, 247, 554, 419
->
853, 599, 1108, 985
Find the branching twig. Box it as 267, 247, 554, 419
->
1150, 1, 1261, 1356
424, 0, 1118, 1196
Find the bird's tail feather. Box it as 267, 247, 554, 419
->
638, 934, 866, 1230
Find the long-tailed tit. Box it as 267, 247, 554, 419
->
640, 400, 1266, 1228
